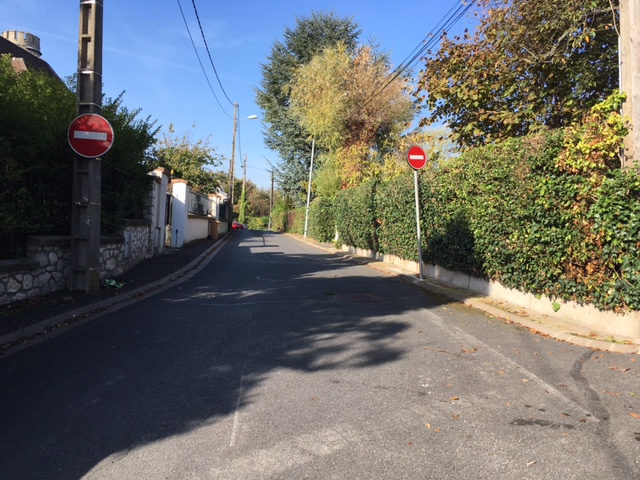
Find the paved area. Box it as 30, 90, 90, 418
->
1, 232, 639, 355
0, 237, 226, 354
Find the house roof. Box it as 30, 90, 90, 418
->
0, 35, 61, 81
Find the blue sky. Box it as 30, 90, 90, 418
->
0, 0, 476, 189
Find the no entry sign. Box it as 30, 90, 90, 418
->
68, 113, 114, 158
407, 145, 427, 170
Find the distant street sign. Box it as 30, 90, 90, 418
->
68, 113, 114, 158
407, 145, 427, 170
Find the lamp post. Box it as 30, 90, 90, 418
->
227, 102, 257, 230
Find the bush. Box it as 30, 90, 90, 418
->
308, 196, 335, 243
334, 182, 378, 251
329, 95, 640, 312
246, 216, 269, 230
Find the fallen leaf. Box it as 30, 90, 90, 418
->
579, 418, 587, 423
497, 371, 505, 375
522, 379, 529, 383
434, 428, 441, 433
602, 390, 620, 397
426, 423, 431, 429
527, 461, 537, 467
451, 397, 460, 401
451, 414, 460, 419
630, 413, 640, 420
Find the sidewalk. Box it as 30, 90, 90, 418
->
0, 237, 226, 354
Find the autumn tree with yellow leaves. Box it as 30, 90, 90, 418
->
289, 43, 414, 190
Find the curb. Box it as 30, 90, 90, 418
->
289, 234, 640, 355
0, 235, 230, 355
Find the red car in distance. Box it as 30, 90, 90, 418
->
232, 221, 247, 230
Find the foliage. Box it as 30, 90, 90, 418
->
416, 0, 620, 148
334, 182, 378, 251
238, 187, 248, 224
0, 55, 76, 257
270, 198, 294, 232
153, 125, 222, 193
246, 183, 272, 217
290, 44, 414, 188
100, 92, 160, 233
287, 207, 306, 235
313, 154, 342, 199
329, 93, 639, 312
374, 173, 417, 260
246, 216, 269, 230
256, 12, 361, 201
0, 54, 161, 255
558, 92, 628, 174
308, 196, 335, 243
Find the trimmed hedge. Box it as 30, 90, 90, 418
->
334, 182, 378, 251
308, 197, 335, 243
308, 130, 639, 312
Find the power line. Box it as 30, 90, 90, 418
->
176, 0, 231, 119
364, 0, 475, 114
190, 0, 234, 107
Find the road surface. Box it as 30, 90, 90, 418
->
1, 231, 639, 479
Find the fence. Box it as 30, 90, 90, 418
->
188, 191, 213, 216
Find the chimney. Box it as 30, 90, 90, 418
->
2, 30, 42, 58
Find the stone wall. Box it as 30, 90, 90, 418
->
0, 168, 170, 307
0, 223, 154, 306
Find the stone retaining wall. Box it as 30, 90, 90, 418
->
0, 221, 153, 306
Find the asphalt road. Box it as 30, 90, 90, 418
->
1, 231, 639, 479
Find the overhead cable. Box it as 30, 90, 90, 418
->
176, 0, 231, 119
190, 0, 235, 107
364, 0, 475, 113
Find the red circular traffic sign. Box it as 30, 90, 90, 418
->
68, 113, 114, 158
407, 145, 427, 170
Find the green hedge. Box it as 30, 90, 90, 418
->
294, 95, 639, 312
334, 182, 378, 251
308, 197, 335, 243
329, 128, 640, 312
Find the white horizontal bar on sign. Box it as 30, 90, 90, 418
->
409, 154, 425, 159
74, 131, 108, 141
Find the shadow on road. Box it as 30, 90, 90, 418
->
0, 231, 453, 479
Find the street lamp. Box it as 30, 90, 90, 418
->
228, 102, 257, 230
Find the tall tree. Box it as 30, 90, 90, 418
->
416, 0, 620, 148
290, 44, 414, 188
255, 11, 361, 202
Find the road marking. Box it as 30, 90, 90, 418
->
213, 425, 361, 479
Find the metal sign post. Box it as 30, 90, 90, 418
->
407, 145, 427, 280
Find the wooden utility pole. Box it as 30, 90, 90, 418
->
620, 0, 640, 168
268, 169, 274, 231
71, 0, 103, 292
228, 102, 238, 229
